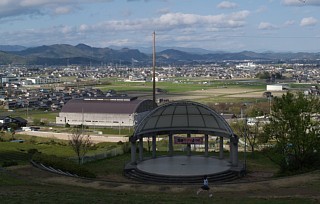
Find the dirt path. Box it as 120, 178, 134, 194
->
17, 131, 128, 143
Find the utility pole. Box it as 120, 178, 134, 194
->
152, 31, 156, 108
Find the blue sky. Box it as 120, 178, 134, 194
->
0, 0, 319, 52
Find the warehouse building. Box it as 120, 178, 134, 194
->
266, 84, 289, 91
56, 97, 156, 127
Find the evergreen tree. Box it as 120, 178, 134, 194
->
263, 92, 320, 172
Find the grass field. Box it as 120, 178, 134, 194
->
96, 79, 267, 94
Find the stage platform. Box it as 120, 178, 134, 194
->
137, 155, 231, 176
124, 155, 244, 183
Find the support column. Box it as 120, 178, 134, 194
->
219, 136, 224, 159
204, 134, 208, 157
168, 133, 173, 156
152, 134, 156, 158
229, 138, 233, 163
187, 134, 191, 156
231, 136, 239, 166
131, 141, 136, 164
139, 137, 143, 161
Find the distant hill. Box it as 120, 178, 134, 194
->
6, 44, 150, 66
0, 43, 319, 65
0, 45, 27, 52
126, 46, 218, 54
0, 51, 27, 64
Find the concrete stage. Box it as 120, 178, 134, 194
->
136, 155, 232, 176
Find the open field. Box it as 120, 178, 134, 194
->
125, 87, 287, 104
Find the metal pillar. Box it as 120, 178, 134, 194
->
168, 133, 173, 156
231, 136, 239, 166
204, 134, 209, 157
152, 134, 156, 158
131, 141, 136, 164
219, 136, 224, 159
139, 137, 143, 161
187, 133, 191, 156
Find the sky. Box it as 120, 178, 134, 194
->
0, 0, 319, 52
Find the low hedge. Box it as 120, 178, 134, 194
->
32, 153, 96, 178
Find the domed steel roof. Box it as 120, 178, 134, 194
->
134, 101, 235, 138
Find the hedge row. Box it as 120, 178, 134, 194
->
32, 153, 96, 178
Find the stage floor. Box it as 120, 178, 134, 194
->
136, 155, 231, 176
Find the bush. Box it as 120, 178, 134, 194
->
28, 148, 40, 155
32, 153, 96, 178
122, 142, 130, 153
2, 160, 18, 167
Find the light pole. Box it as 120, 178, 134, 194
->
268, 96, 272, 115
244, 115, 247, 172
241, 104, 247, 172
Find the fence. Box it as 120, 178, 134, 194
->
70, 146, 125, 164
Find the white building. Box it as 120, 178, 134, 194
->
266, 84, 289, 91
56, 97, 156, 127
26, 77, 60, 84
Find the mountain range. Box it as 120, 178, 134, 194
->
0, 44, 319, 66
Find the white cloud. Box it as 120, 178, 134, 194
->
103, 38, 131, 47
284, 20, 295, 26
157, 8, 170, 15
300, 17, 318, 26
258, 22, 278, 30
217, 1, 238, 9
0, 0, 113, 19
88, 11, 250, 32
0, 10, 251, 48
54, 6, 71, 15
282, 0, 320, 6
79, 24, 89, 32
61, 25, 73, 34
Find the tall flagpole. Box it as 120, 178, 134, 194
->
152, 31, 156, 108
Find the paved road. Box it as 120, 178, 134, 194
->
17, 131, 129, 143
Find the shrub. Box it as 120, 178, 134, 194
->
122, 142, 130, 153
28, 148, 40, 155
32, 153, 96, 178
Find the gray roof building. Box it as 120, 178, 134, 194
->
56, 97, 156, 127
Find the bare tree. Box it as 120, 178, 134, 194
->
69, 127, 92, 164
246, 121, 261, 157
230, 119, 262, 157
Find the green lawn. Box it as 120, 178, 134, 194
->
2, 109, 59, 124
96, 79, 267, 94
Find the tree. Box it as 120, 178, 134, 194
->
231, 119, 262, 157
69, 127, 93, 164
247, 121, 262, 157
8, 123, 18, 140
263, 92, 320, 172
256, 71, 270, 79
